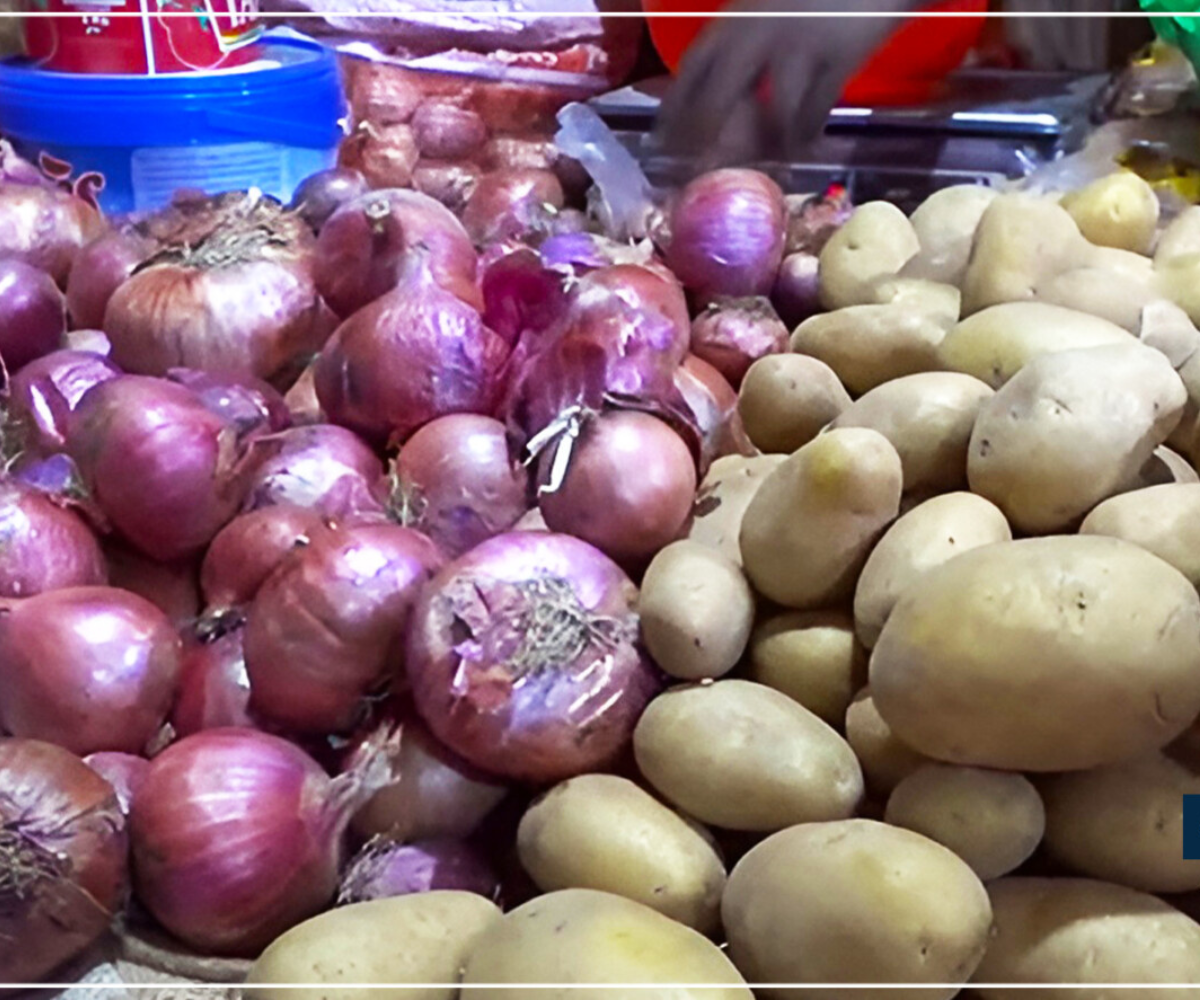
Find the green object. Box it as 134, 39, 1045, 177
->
1140, 2, 1200, 69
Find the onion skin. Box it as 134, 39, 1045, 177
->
689, 296, 789, 388
0, 180, 104, 287
0, 259, 68, 373
772, 251, 822, 327
391, 414, 529, 559
0, 477, 107, 598
84, 751, 149, 816
666, 169, 787, 304
461, 168, 565, 247
0, 738, 127, 983
4, 348, 121, 455
65, 327, 112, 355
538, 410, 697, 567
412, 102, 488, 161
289, 168, 369, 234
406, 531, 661, 785
675, 353, 754, 469
282, 359, 323, 426
167, 367, 291, 441
0, 586, 181, 756
66, 227, 155, 331
172, 627, 255, 738
337, 837, 499, 905
102, 540, 201, 629
244, 521, 444, 734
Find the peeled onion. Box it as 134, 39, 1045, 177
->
0, 477, 107, 598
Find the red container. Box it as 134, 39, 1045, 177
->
644, 0, 988, 106
24, 0, 262, 75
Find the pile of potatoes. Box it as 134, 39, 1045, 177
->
244, 173, 1200, 999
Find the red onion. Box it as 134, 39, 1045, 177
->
102, 539, 201, 629
244, 521, 443, 734
537, 232, 663, 279
406, 531, 661, 784
772, 251, 821, 328
785, 184, 853, 255
666, 168, 787, 304
346, 123, 419, 190
283, 359, 323, 426
4, 348, 120, 456
413, 161, 482, 215
0, 586, 181, 755
412, 101, 488, 160
172, 626, 255, 738
689, 296, 789, 388
390, 414, 529, 559
0, 259, 67, 373
537, 409, 697, 567
480, 246, 570, 350
130, 728, 384, 956
289, 167, 369, 233
84, 751, 149, 816
0, 477, 107, 598
67, 375, 254, 561
167, 367, 291, 440
315, 189, 480, 319
0, 738, 127, 983
242, 424, 385, 520
103, 192, 329, 384
461, 168, 565, 247
675, 353, 754, 470
66, 227, 155, 331
314, 252, 510, 447
201, 505, 323, 614
338, 837, 499, 905
347, 62, 422, 127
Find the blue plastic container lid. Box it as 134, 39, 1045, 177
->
0, 37, 345, 151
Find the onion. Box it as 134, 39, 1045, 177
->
479, 246, 570, 350
344, 123, 419, 190
103, 192, 329, 384
102, 539, 201, 629
244, 521, 443, 734
347, 61, 422, 127
689, 296, 789, 388
337, 837, 499, 906
3, 347, 120, 456
665, 168, 787, 304
130, 728, 384, 956
66, 227, 155, 331
537, 409, 697, 567
67, 375, 254, 561
675, 353, 754, 469
461, 168, 565, 247
315, 189, 480, 319
412, 161, 482, 215
482, 136, 559, 174
314, 251, 510, 447
0, 477, 107, 597
0, 259, 67, 373
785, 184, 853, 255
282, 358, 323, 426
289, 167, 369, 233
167, 367, 291, 441
201, 504, 323, 615
406, 531, 661, 784
390, 414, 529, 559
0, 586, 181, 755
412, 101, 488, 161
772, 251, 822, 327
172, 626, 254, 738
538, 232, 662, 279
84, 751, 149, 816
0, 738, 127, 983
242, 424, 385, 519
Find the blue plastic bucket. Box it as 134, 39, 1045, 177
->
0, 37, 345, 216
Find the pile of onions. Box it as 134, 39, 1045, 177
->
314, 252, 511, 447
130, 728, 384, 956
0, 259, 67, 373
0, 478, 107, 597
289, 167, 369, 233
84, 751, 149, 816
665, 168, 786, 304
244, 521, 443, 734
405, 531, 661, 784
0, 586, 181, 755
172, 626, 255, 737
0, 738, 127, 983
389, 414, 529, 559
4, 348, 120, 456
689, 297, 789, 388
102, 539, 201, 628
314, 189, 480, 319
337, 836, 499, 906
67, 375, 254, 561
675, 354, 753, 470
461, 168, 565, 247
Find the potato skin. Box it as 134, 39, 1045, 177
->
737, 354, 850, 455
845, 687, 931, 797
1035, 266, 1159, 333
461, 888, 753, 1000
1081, 483, 1200, 588
633, 679, 863, 832
870, 276, 961, 323
686, 454, 785, 567
870, 536, 1200, 772
973, 877, 1200, 999
244, 892, 502, 1000
722, 819, 992, 1000
902, 184, 998, 287
516, 774, 727, 933
819, 201, 919, 310
1061, 171, 1159, 254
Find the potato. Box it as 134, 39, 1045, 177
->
1153, 252, 1200, 326
686, 454, 785, 567
901, 184, 999, 286
961, 193, 1092, 315
1089, 244, 1157, 280
722, 819, 992, 1000
1038, 752, 1200, 894
633, 679, 863, 832
1080, 484, 1200, 588
737, 354, 850, 455
1061, 171, 1160, 254
747, 610, 865, 727
885, 764, 1045, 881
936, 302, 1130, 389
244, 892, 501, 1000
516, 774, 726, 933
870, 276, 961, 323
740, 428, 902, 609
1156, 204, 1200, 264
967, 342, 1186, 534
870, 535, 1200, 771
853, 492, 1011, 650
845, 688, 931, 797
791, 304, 949, 397
461, 888, 753, 999
819, 201, 919, 310
828, 372, 993, 496
1034, 266, 1159, 333
973, 877, 1200, 999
